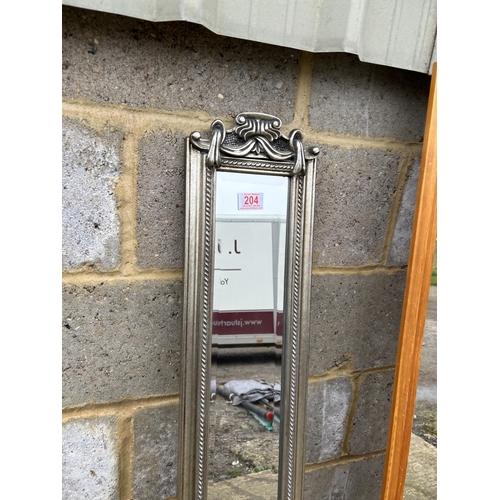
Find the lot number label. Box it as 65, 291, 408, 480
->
238, 192, 263, 210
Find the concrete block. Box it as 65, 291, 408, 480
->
387, 158, 421, 266
348, 371, 394, 455
132, 404, 178, 500
62, 7, 299, 122
308, 272, 406, 375
306, 377, 352, 464
136, 129, 185, 269
62, 417, 118, 500
309, 52, 430, 142
311, 145, 401, 267
303, 454, 385, 500
62, 280, 182, 407
62, 117, 122, 270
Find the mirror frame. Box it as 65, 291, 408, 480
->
178, 112, 318, 500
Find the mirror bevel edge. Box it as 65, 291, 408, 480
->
179, 116, 318, 500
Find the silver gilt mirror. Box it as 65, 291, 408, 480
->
178, 112, 318, 500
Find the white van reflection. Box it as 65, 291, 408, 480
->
212, 216, 285, 346
213, 171, 288, 347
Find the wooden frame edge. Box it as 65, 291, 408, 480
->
381, 62, 437, 499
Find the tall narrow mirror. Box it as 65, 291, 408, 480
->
179, 113, 318, 500
209, 172, 288, 497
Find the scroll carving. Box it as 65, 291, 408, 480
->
190, 112, 318, 174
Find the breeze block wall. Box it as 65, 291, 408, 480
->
62, 6, 430, 499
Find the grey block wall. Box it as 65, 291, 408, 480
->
304, 454, 387, 500
132, 404, 179, 500
312, 147, 402, 267
62, 280, 182, 407
62, 117, 122, 270
62, 6, 429, 500
62, 417, 119, 500
309, 53, 430, 142
136, 129, 186, 270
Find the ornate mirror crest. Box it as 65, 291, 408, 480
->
179, 112, 318, 500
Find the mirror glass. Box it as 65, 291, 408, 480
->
208, 171, 289, 498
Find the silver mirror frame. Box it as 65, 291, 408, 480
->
178, 113, 318, 500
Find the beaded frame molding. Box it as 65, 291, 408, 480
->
178, 112, 318, 500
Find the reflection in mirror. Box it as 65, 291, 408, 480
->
179, 112, 318, 500
208, 172, 288, 498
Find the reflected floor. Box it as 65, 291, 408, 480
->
209, 346, 281, 498
209, 470, 278, 500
